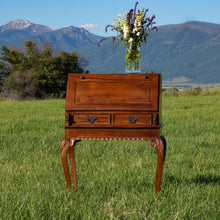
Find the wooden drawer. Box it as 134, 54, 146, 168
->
113, 113, 152, 126
73, 114, 110, 125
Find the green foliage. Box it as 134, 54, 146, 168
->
0, 40, 86, 100
145, 68, 155, 74
36, 51, 86, 98
0, 45, 26, 67
3, 69, 38, 100
0, 61, 10, 92
184, 86, 202, 96
163, 87, 179, 96
200, 87, 220, 96
0, 96, 219, 219
163, 87, 220, 97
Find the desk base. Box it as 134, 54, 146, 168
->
60, 135, 166, 194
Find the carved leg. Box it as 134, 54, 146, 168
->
150, 136, 166, 193
68, 140, 77, 188
60, 137, 75, 191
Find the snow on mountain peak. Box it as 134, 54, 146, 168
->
3, 19, 31, 30
0, 19, 53, 33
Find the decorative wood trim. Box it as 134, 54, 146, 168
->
60, 135, 166, 194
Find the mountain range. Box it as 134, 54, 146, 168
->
0, 19, 102, 50
0, 19, 220, 84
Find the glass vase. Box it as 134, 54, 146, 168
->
125, 46, 141, 73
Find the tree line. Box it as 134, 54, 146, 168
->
0, 40, 88, 100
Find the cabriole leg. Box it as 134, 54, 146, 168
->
68, 140, 77, 188
60, 137, 76, 191
150, 136, 166, 193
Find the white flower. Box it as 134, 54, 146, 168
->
134, 19, 138, 28
133, 28, 138, 33
128, 38, 133, 43
123, 25, 129, 39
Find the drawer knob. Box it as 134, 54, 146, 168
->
85, 115, 97, 123
127, 115, 138, 124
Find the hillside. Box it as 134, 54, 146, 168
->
0, 20, 219, 83
78, 21, 220, 84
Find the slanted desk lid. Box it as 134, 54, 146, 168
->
65, 74, 160, 111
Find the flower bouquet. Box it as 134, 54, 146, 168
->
98, 2, 157, 73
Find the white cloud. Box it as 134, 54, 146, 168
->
182, 16, 198, 23
80, 24, 99, 31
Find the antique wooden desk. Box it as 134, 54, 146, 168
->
60, 73, 166, 193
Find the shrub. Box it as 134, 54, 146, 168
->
163, 87, 179, 96
2, 69, 38, 100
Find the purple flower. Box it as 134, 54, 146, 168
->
98, 38, 109, 47
151, 26, 158, 32
98, 1, 157, 48
134, 2, 139, 14
151, 15, 156, 22
143, 9, 149, 18
126, 11, 131, 26
105, 25, 111, 33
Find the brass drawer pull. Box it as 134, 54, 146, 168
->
127, 115, 138, 124
85, 115, 97, 123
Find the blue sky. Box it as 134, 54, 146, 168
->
1, 0, 220, 36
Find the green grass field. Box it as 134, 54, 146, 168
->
0, 95, 219, 219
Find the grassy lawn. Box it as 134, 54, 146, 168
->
0, 95, 219, 219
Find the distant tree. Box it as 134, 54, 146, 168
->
145, 68, 155, 74
184, 86, 202, 96
0, 61, 10, 92
36, 50, 86, 98
0, 40, 87, 99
